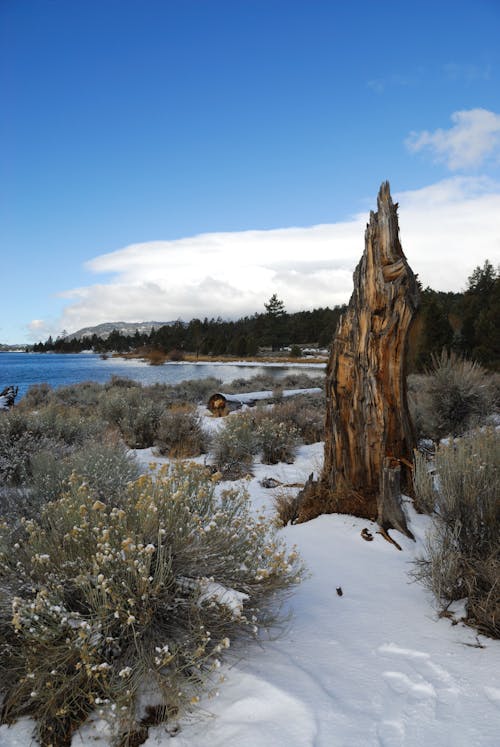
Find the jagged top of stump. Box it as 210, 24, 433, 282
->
377, 180, 392, 206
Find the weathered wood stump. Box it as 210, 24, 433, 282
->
378, 457, 414, 546
321, 181, 419, 538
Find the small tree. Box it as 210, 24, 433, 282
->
264, 294, 287, 351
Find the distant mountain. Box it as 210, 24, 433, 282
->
65, 321, 175, 341
0, 344, 27, 351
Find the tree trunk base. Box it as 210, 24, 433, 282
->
295, 476, 378, 525
377, 457, 414, 541
294, 460, 414, 548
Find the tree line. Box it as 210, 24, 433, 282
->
32, 261, 500, 370
410, 259, 499, 370
32, 301, 345, 358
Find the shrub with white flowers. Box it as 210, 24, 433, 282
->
256, 417, 300, 465
0, 462, 303, 745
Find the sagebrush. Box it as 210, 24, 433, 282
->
28, 440, 140, 508
155, 405, 208, 458
211, 415, 259, 479
0, 462, 303, 745
409, 351, 495, 440
412, 428, 500, 638
255, 416, 300, 465
0, 406, 108, 487
259, 394, 324, 445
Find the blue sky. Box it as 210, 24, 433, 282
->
1, 0, 500, 344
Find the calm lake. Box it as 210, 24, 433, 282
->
0, 352, 325, 400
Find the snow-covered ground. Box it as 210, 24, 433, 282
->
2, 406, 499, 747
221, 387, 323, 404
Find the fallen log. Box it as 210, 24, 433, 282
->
207, 387, 322, 417
207, 393, 256, 417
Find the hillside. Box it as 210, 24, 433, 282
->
64, 321, 175, 341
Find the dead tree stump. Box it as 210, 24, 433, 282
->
0, 386, 18, 411
321, 181, 419, 537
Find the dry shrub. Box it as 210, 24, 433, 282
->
105, 376, 141, 390
409, 351, 495, 440
412, 428, 500, 637
50, 380, 104, 409
167, 349, 185, 362
99, 389, 162, 448
167, 377, 223, 405
271, 394, 324, 444
273, 489, 302, 527
412, 450, 436, 515
279, 372, 324, 390
146, 349, 167, 366
210, 415, 258, 479
0, 462, 303, 745
489, 372, 500, 409
271, 385, 284, 401
27, 439, 139, 508
223, 374, 278, 393
255, 417, 300, 465
224, 372, 322, 395
212, 405, 306, 478
155, 405, 208, 458
0, 406, 108, 488
18, 382, 53, 409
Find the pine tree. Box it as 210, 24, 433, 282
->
417, 294, 454, 368
460, 260, 499, 363
264, 294, 287, 351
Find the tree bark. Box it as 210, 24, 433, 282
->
378, 457, 414, 543
321, 181, 419, 535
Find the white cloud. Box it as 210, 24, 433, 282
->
406, 109, 500, 170
26, 319, 53, 340
54, 177, 500, 336
394, 176, 500, 290
28, 319, 46, 330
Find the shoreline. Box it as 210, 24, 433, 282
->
116, 351, 328, 367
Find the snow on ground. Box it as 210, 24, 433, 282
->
221, 387, 323, 404
2, 404, 500, 747
160, 360, 326, 368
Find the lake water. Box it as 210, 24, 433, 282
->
0, 352, 325, 400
